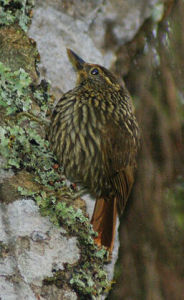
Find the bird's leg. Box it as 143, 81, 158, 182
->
16, 111, 50, 127
46, 186, 75, 199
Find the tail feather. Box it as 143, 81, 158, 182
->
91, 197, 118, 253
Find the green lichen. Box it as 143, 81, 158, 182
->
0, 0, 34, 31
0, 62, 109, 298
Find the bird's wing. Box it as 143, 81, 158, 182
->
101, 121, 136, 214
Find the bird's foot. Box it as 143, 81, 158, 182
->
93, 232, 112, 262
45, 185, 88, 201
46, 187, 73, 199
70, 187, 88, 199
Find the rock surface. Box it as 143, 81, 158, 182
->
29, 3, 105, 98
29, 0, 161, 98
0, 199, 79, 300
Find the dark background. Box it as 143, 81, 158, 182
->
109, 1, 184, 299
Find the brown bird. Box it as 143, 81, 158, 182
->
48, 49, 140, 253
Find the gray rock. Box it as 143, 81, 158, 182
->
29, 0, 162, 99
0, 199, 79, 299
0, 277, 36, 300
29, 3, 105, 98
0, 256, 17, 276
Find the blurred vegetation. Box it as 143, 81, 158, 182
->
167, 178, 184, 227
109, 1, 184, 299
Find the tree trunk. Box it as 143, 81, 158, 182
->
109, 1, 184, 299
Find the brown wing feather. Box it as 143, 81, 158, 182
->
102, 122, 135, 214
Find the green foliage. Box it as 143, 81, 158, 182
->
0, 0, 34, 31
0, 61, 109, 298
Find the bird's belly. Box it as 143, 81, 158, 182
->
57, 121, 109, 197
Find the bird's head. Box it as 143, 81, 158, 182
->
67, 48, 121, 90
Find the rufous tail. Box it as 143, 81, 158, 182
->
91, 197, 118, 253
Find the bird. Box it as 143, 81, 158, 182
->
48, 49, 140, 253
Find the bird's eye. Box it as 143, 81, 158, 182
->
91, 68, 99, 75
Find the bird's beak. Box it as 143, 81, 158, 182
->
67, 49, 85, 71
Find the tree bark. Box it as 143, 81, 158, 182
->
109, 1, 184, 299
